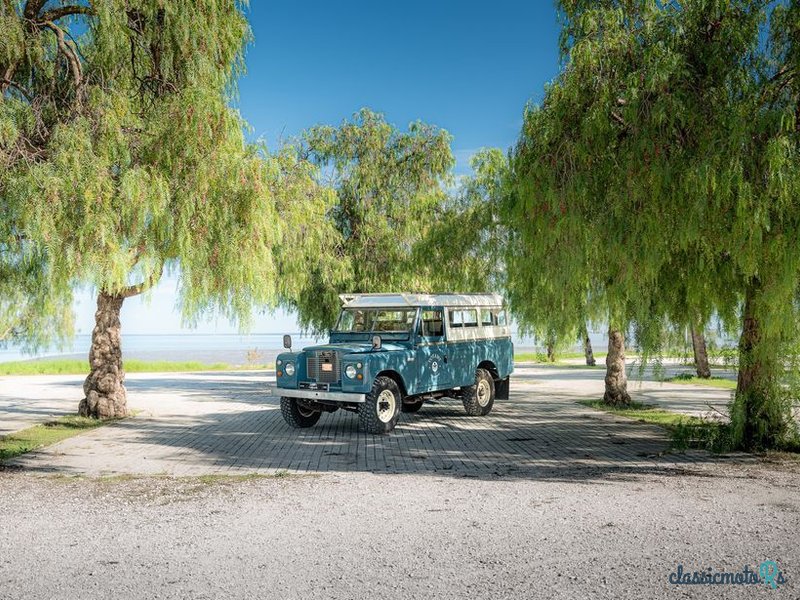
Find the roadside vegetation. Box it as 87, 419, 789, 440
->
665, 374, 737, 390
581, 399, 799, 455
0, 360, 273, 376
578, 400, 732, 453
514, 351, 606, 365
0, 416, 110, 461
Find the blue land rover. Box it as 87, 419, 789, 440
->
273, 293, 513, 434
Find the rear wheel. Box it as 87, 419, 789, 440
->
280, 397, 322, 428
359, 376, 402, 434
461, 368, 495, 416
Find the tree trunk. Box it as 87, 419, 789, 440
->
79, 292, 127, 419
690, 326, 711, 378
603, 328, 631, 405
546, 342, 556, 363
734, 280, 784, 450
582, 324, 596, 366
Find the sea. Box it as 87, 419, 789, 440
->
0, 332, 607, 365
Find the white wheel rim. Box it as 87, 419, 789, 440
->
376, 389, 397, 423
477, 379, 491, 407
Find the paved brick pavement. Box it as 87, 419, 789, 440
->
1, 366, 731, 477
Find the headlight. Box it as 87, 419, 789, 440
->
345, 364, 357, 379
284, 362, 295, 376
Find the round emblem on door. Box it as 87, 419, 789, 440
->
431, 361, 439, 373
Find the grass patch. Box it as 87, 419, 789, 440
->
0, 415, 110, 461
50, 471, 302, 484
578, 399, 731, 452
191, 471, 294, 484
579, 399, 697, 428
515, 351, 606, 365
0, 359, 273, 376
666, 373, 737, 389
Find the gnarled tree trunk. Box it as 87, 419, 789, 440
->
544, 332, 557, 362
735, 280, 784, 450
581, 324, 596, 366
690, 326, 711, 378
79, 292, 127, 419
603, 328, 630, 405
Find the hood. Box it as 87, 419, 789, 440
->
302, 342, 407, 355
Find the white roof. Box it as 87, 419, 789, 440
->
339, 293, 505, 309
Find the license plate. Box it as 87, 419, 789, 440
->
321, 363, 333, 372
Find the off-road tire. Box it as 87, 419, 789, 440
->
461, 368, 495, 416
280, 396, 322, 428
359, 376, 402, 434
402, 398, 424, 413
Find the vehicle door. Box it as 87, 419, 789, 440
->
414, 307, 453, 392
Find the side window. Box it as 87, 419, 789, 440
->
494, 309, 508, 327
481, 308, 494, 326
463, 309, 478, 328
421, 310, 443, 337
448, 309, 463, 328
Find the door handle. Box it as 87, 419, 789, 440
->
443, 356, 448, 363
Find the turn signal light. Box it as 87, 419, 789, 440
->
277, 370, 283, 377
356, 373, 363, 380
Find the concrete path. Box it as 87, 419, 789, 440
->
1, 365, 734, 477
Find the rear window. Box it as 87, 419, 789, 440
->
449, 309, 478, 328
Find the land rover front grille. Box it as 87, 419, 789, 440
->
307, 350, 340, 383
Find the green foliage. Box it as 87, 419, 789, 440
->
578, 399, 731, 453
0, 358, 263, 375
0, 414, 108, 461
667, 374, 737, 390
1, 1, 333, 347
417, 148, 510, 292
512, 0, 800, 449
287, 108, 455, 331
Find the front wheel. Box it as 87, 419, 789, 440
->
359, 376, 402, 434
461, 368, 495, 416
280, 397, 322, 428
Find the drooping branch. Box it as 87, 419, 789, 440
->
1, 78, 33, 101
23, 0, 47, 19
38, 4, 94, 22
1, 61, 17, 96
118, 263, 164, 298
43, 21, 82, 86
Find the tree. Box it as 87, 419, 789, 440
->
510, 0, 800, 447
580, 323, 596, 366
1, 1, 333, 418
287, 108, 454, 330
414, 148, 510, 292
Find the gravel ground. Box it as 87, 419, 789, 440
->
2, 460, 798, 600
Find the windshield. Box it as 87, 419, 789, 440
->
334, 308, 417, 333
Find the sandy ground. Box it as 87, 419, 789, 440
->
1, 364, 797, 599
1, 463, 798, 600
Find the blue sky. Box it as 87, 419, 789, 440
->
74, 0, 561, 335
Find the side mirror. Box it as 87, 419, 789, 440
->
283, 334, 292, 350
372, 335, 382, 351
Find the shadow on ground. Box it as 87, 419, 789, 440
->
5, 366, 747, 482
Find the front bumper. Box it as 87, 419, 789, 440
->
268, 387, 366, 404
